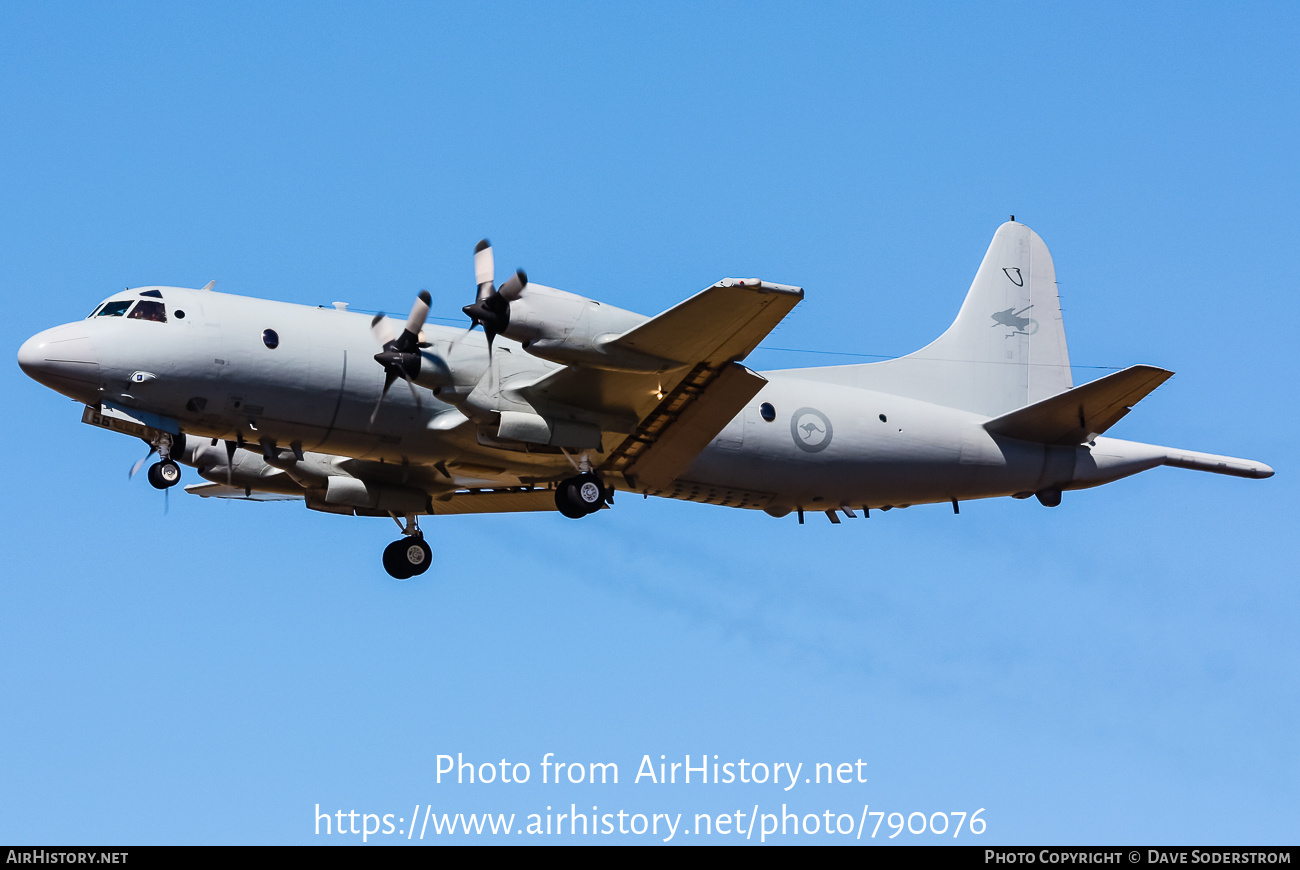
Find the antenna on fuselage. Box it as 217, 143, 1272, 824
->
201, 281, 216, 291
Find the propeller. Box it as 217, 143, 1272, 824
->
461, 239, 526, 358
225, 438, 238, 487
129, 444, 157, 479
369, 290, 432, 426
128, 442, 168, 513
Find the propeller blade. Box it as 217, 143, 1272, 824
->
402, 372, 422, 409
129, 445, 157, 479
370, 312, 397, 348
447, 323, 476, 353
224, 439, 237, 487
401, 290, 432, 347
474, 239, 494, 289
370, 369, 400, 427
498, 269, 528, 302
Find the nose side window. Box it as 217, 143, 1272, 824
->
127, 300, 167, 322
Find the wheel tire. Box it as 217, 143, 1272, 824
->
147, 460, 181, 490
382, 538, 422, 579
555, 482, 588, 519
555, 473, 605, 518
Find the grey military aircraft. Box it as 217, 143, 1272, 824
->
18, 221, 1273, 578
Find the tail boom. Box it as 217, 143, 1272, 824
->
1065, 438, 1273, 490
1163, 448, 1274, 480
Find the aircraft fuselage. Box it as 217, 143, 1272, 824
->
20, 285, 1190, 516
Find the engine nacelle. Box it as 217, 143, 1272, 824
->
499, 284, 669, 372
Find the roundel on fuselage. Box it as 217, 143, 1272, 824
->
790, 407, 832, 453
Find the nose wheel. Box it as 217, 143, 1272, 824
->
555, 472, 608, 518
146, 459, 182, 490
383, 512, 431, 579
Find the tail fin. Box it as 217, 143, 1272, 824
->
786, 221, 1073, 416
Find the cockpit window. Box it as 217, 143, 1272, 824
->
97, 300, 132, 317
87, 303, 106, 318
128, 300, 167, 322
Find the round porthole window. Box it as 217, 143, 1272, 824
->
174, 309, 185, 319
760, 402, 776, 421
263, 328, 279, 349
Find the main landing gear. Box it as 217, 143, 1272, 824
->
382, 512, 431, 580
554, 472, 610, 518
554, 451, 612, 519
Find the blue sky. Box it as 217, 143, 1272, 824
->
2, 2, 1296, 845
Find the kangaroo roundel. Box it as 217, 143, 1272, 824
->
790, 407, 833, 453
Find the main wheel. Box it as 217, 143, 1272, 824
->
382, 538, 431, 579
555, 473, 606, 518
554, 483, 588, 519
147, 459, 182, 489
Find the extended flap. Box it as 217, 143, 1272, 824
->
606, 362, 767, 489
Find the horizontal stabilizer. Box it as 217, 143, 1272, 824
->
985, 364, 1173, 445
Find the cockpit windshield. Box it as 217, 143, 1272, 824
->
96, 300, 132, 318
88, 298, 168, 322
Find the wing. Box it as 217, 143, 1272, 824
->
519, 278, 802, 487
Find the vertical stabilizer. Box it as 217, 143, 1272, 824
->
779, 221, 1073, 416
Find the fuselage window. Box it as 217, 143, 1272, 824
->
263, 328, 279, 349
760, 402, 776, 421
174, 309, 185, 319
128, 300, 167, 322
97, 300, 132, 317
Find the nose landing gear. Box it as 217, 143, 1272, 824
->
142, 432, 184, 490
146, 459, 182, 489
382, 512, 431, 579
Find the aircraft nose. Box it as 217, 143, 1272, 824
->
18, 322, 102, 399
